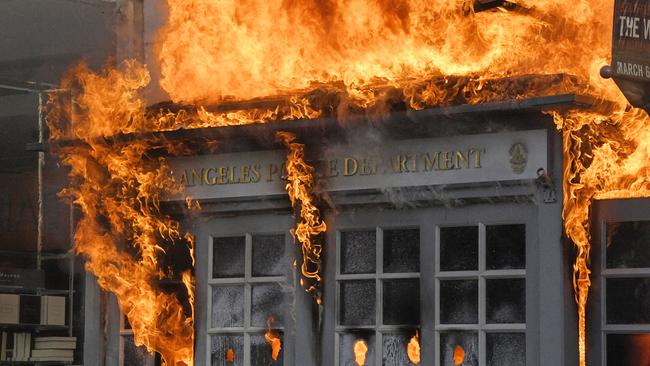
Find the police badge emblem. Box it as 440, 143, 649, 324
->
509, 142, 528, 174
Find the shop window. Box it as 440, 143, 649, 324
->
336, 228, 421, 366
602, 220, 650, 366
436, 224, 526, 366
208, 234, 288, 365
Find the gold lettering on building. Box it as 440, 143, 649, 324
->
175, 147, 488, 187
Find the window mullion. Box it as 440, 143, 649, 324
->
244, 233, 252, 366
479, 223, 486, 366
376, 226, 383, 366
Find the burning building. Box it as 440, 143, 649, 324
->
4, 0, 650, 366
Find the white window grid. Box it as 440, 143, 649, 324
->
599, 219, 650, 365
119, 314, 155, 366
434, 223, 526, 366
334, 226, 420, 366
207, 232, 287, 365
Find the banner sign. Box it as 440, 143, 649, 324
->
613, 0, 650, 80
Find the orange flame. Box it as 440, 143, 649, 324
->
407, 330, 421, 364
46, 62, 195, 366
264, 317, 282, 361
453, 345, 465, 365
354, 339, 368, 366
276, 131, 327, 303
225, 348, 235, 363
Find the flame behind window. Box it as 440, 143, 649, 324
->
407, 330, 421, 364
354, 339, 368, 366
453, 345, 465, 365
264, 317, 282, 361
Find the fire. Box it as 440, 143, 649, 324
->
353, 339, 368, 366
276, 131, 327, 302
46, 63, 195, 366
45, 0, 650, 365
453, 345, 465, 365
407, 330, 420, 364
225, 348, 235, 363
264, 317, 282, 361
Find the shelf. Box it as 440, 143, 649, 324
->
0, 287, 72, 296
0, 362, 75, 365
0, 324, 69, 331
0, 251, 72, 260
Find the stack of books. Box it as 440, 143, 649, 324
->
30, 336, 76, 363
0, 332, 31, 361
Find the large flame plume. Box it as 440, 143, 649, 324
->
276, 131, 327, 302
46, 62, 195, 366
46, 0, 650, 365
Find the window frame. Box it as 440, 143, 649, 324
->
323, 204, 538, 366
334, 225, 421, 365
434, 222, 527, 366
599, 218, 650, 365
207, 231, 290, 365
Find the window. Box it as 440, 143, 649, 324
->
208, 234, 288, 365
435, 224, 526, 366
336, 227, 421, 365
120, 315, 157, 366
601, 220, 650, 365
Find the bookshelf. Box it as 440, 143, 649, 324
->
0, 250, 76, 365
0, 83, 78, 366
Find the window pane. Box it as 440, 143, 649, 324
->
486, 224, 526, 270
606, 221, 650, 269
382, 332, 420, 366
211, 285, 244, 328
252, 234, 286, 277
341, 231, 376, 274
212, 236, 245, 278
486, 278, 526, 324
486, 333, 526, 366
251, 283, 285, 327
251, 333, 284, 365
340, 280, 376, 326
607, 333, 650, 366
606, 277, 650, 324
440, 332, 478, 366
440, 280, 478, 324
440, 226, 478, 271
383, 229, 420, 273
123, 335, 152, 366
211, 334, 244, 366
382, 279, 420, 325
339, 331, 375, 366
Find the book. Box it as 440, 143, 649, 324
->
13, 333, 22, 361
31, 348, 74, 358
19, 295, 40, 324
33, 336, 76, 342
4, 331, 13, 360
0, 294, 19, 324
33, 340, 76, 350
41, 296, 66, 325
0, 332, 6, 360
30, 356, 74, 362
23, 333, 30, 361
